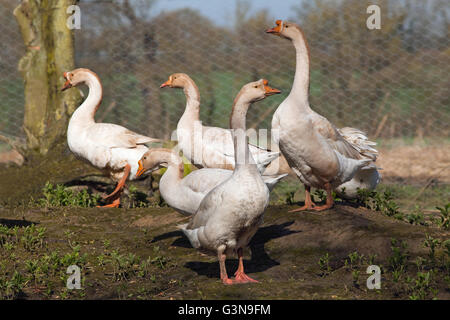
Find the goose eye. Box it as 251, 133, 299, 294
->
254, 85, 258, 88
143, 157, 147, 160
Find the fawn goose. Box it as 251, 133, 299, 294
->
160, 73, 279, 173
266, 20, 379, 211
179, 79, 280, 284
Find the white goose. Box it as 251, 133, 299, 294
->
136, 148, 287, 216
266, 20, 379, 211
160, 73, 279, 173
61, 68, 160, 207
180, 79, 281, 285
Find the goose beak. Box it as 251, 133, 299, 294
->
160, 79, 172, 88
61, 72, 72, 91
136, 160, 145, 177
266, 19, 283, 34
263, 79, 281, 96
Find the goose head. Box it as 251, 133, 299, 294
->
266, 20, 303, 41
236, 79, 281, 104
61, 68, 98, 91
160, 73, 192, 89
136, 148, 178, 177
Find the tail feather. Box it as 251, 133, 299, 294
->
338, 127, 378, 161
262, 173, 288, 191
178, 224, 201, 248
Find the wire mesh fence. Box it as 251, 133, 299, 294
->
0, 0, 449, 152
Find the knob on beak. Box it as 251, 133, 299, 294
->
266, 20, 283, 34
61, 72, 72, 91
263, 80, 281, 96
136, 160, 145, 177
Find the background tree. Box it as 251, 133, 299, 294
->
13, 0, 82, 156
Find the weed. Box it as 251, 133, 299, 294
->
21, 224, 46, 251
61, 245, 88, 267
39, 182, 100, 208
108, 250, 139, 281
407, 271, 438, 300
0, 271, 26, 299
392, 265, 405, 283
352, 270, 360, 286
443, 239, 450, 258
423, 234, 441, 263
127, 185, 149, 208
389, 238, 409, 272
414, 257, 426, 272
435, 203, 449, 230
285, 190, 296, 205
406, 206, 427, 226
313, 190, 327, 203
318, 253, 331, 275
368, 254, 377, 265
356, 189, 401, 218
150, 246, 167, 269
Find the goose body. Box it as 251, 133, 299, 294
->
179, 79, 281, 284
62, 68, 159, 207
161, 73, 278, 173
267, 20, 379, 210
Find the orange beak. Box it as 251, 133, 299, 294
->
266, 20, 283, 34
263, 79, 281, 96
160, 78, 172, 88
136, 160, 145, 177
61, 72, 72, 91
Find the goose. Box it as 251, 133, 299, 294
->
179, 79, 281, 285
160, 73, 279, 173
266, 20, 379, 211
61, 68, 160, 208
136, 148, 287, 216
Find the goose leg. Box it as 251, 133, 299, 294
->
218, 246, 233, 285
103, 163, 131, 207
312, 183, 334, 211
234, 248, 259, 283
289, 185, 315, 212
97, 193, 121, 208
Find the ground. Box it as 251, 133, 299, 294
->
0, 144, 449, 300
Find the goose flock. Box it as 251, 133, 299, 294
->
61, 21, 380, 285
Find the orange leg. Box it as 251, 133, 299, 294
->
233, 248, 258, 283
312, 183, 334, 211
97, 193, 121, 208
98, 164, 130, 208
218, 247, 233, 285
289, 185, 316, 212
103, 164, 131, 200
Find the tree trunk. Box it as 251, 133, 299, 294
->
14, 0, 81, 155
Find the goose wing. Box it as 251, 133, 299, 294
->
310, 113, 365, 160
88, 123, 160, 149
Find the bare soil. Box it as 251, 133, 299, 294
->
0, 147, 448, 300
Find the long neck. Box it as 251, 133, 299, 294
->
155, 149, 184, 183
289, 30, 311, 108
72, 72, 103, 123
230, 98, 256, 169
180, 79, 200, 124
